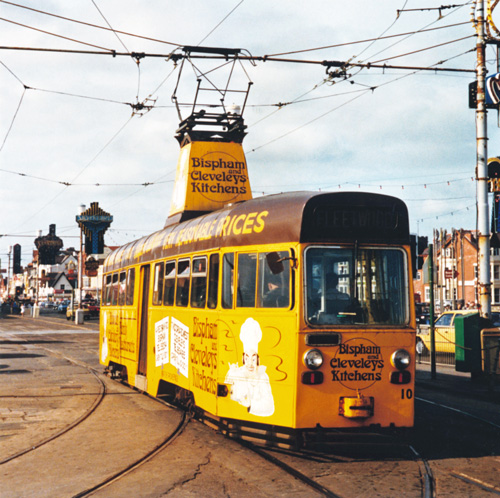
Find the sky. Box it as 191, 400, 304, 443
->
0, 0, 496, 269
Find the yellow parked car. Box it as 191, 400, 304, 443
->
417, 310, 476, 354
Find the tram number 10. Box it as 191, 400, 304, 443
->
401, 388, 413, 399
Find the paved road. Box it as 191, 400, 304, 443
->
0, 315, 319, 498
2, 314, 500, 497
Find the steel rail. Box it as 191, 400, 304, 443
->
72, 407, 189, 498
0, 366, 106, 465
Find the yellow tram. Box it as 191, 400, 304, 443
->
99, 105, 415, 441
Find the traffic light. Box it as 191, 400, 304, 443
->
410, 235, 428, 278
13, 244, 21, 274
488, 157, 500, 192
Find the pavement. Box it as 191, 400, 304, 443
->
415, 361, 500, 402
0, 310, 99, 333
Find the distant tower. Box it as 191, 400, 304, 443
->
34, 224, 63, 264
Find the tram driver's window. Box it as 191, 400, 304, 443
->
207, 254, 219, 309
258, 251, 290, 308
191, 257, 207, 308
126, 268, 135, 305
176, 259, 191, 307
237, 253, 257, 308
222, 253, 234, 309
163, 261, 176, 306
152, 262, 164, 305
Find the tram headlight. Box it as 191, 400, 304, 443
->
303, 349, 323, 370
391, 349, 411, 370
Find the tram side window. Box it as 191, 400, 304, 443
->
191, 257, 207, 308
104, 275, 112, 306
258, 251, 290, 308
207, 254, 219, 309
153, 262, 164, 305
111, 273, 119, 305
222, 253, 234, 309
126, 268, 135, 306
163, 261, 176, 306
176, 259, 191, 307
237, 253, 257, 307
118, 271, 127, 306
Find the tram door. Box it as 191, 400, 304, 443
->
138, 265, 150, 378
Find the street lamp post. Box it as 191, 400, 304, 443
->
78, 204, 86, 321
35, 230, 42, 310
475, 0, 491, 318
7, 246, 11, 299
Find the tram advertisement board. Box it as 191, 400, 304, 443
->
170, 141, 253, 215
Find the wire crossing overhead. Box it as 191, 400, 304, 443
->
0, 44, 476, 74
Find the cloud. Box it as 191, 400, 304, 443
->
0, 1, 490, 265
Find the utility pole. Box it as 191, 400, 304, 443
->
428, 243, 436, 380
476, 0, 491, 318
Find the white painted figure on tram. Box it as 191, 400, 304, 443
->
224, 317, 275, 417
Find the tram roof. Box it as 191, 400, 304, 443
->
103, 191, 409, 272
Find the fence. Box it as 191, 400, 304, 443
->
416, 324, 455, 366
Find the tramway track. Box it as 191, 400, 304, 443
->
416, 396, 500, 430
235, 434, 436, 498
0, 338, 107, 466
450, 471, 500, 495
415, 395, 500, 496
240, 442, 343, 498
1, 335, 191, 497
72, 407, 190, 498
185, 401, 437, 497
0, 366, 105, 465
408, 445, 436, 498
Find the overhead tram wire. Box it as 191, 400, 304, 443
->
0, 17, 115, 53
8, 113, 135, 232
247, 45, 476, 155
369, 35, 475, 65
354, 0, 410, 60
262, 22, 471, 58
358, 1, 472, 67
0, 59, 30, 152
0, 166, 175, 188
107, 167, 178, 210
249, 2, 450, 131
89, 0, 146, 115
0, 45, 477, 74
91, 0, 129, 53
0, 16, 477, 228
0, 86, 25, 152
197, 0, 245, 46
0, 1, 471, 54
0, 0, 181, 47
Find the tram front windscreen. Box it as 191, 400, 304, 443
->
305, 246, 409, 326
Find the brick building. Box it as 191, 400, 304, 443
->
414, 230, 479, 311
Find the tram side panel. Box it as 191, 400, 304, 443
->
216, 310, 298, 427
100, 268, 141, 382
